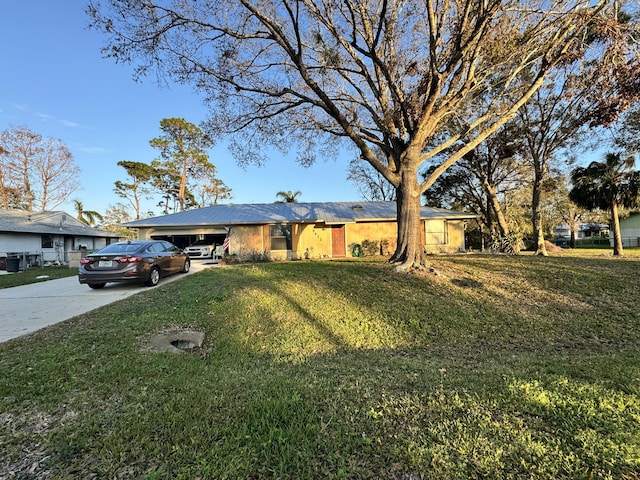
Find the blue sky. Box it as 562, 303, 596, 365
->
0, 1, 361, 217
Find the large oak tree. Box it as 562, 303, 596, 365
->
89, 0, 619, 269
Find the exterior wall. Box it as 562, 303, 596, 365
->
425, 218, 466, 253
291, 221, 399, 259
0, 232, 110, 266
345, 221, 397, 256
233, 221, 401, 259
445, 219, 467, 252
230, 225, 266, 257
71, 235, 111, 251
136, 229, 152, 240
0, 233, 42, 255
617, 214, 640, 247
133, 218, 469, 259
621, 213, 640, 229
294, 223, 338, 259
1, 232, 64, 263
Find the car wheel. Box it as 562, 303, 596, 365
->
145, 266, 160, 287
181, 258, 191, 273
88, 283, 106, 289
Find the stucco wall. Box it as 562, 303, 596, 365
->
231, 222, 400, 259
231, 225, 265, 256
135, 218, 468, 259
294, 223, 332, 259
345, 221, 397, 256
425, 219, 466, 253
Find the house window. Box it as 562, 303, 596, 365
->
426, 220, 448, 245
41, 234, 54, 249
270, 224, 292, 250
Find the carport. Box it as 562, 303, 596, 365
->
147, 228, 228, 249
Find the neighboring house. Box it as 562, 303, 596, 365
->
614, 212, 640, 247
122, 201, 479, 260
0, 209, 120, 269
554, 222, 609, 243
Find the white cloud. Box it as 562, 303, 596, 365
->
62, 119, 81, 128
36, 112, 54, 121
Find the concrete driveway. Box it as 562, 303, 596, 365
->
0, 260, 217, 344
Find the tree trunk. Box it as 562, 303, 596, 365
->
569, 213, 580, 249
482, 178, 510, 237
390, 164, 425, 271
610, 199, 624, 256
531, 163, 548, 256
178, 156, 188, 212
24, 172, 33, 211
134, 192, 141, 220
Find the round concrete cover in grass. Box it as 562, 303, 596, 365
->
144, 329, 205, 353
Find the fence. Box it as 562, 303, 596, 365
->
1, 250, 90, 271
620, 237, 640, 247
574, 237, 640, 248
0, 252, 43, 271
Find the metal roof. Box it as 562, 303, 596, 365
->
122, 201, 479, 228
0, 209, 120, 237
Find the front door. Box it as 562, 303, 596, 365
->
331, 225, 346, 257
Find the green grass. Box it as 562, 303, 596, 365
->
0, 266, 78, 289
1, 255, 640, 479
559, 246, 640, 257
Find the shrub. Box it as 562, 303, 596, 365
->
362, 239, 379, 256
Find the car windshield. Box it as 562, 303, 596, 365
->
189, 240, 212, 246
96, 243, 143, 254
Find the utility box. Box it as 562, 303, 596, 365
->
68, 251, 82, 269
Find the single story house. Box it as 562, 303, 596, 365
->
614, 213, 640, 247
554, 222, 609, 241
122, 201, 479, 260
0, 209, 120, 269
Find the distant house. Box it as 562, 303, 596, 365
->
615, 213, 640, 247
554, 222, 609, 244
122, 201, 479, 260
0, 209, 120, 269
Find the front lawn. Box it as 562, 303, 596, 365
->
0, 266, 78, 289
1, 255, 639, 479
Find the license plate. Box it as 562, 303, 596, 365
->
98, 260, 113, 268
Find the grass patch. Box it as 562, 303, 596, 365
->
0, 266, 78, 289
1, 256, 640, 478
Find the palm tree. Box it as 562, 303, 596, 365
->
72, 199, 104, 226
275, 190, 301, 203
569, 153, 640, 256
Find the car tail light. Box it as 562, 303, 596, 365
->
118, 256, 143, 263
80, 257, 91, 265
